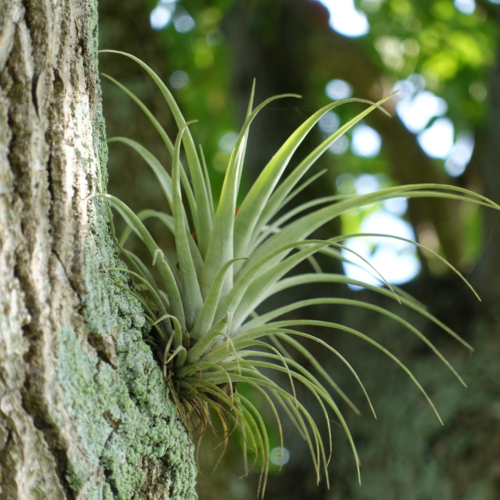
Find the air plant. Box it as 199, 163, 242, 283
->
100, 50, 499, 497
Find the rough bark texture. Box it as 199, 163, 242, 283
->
0, 1, 197, 499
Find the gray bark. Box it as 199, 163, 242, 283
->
0, 1, 197, 499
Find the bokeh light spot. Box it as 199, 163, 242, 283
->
383, 197, 408, 216
342, 211, 421, 287
454, 0, 476, 14
318, 111, 340, 133
325, 79, 353, 100
150, 5, 173, 30
169, 70, 189, 89
469, 81, 487, 102
218, 132, 238, 154
318, 0, 369, 37
329, 136, 349, 155
355, 173, 380, 194
396, 91, 448, 133
174, 12, 196, 33
207, 30, 225, 46
336, 173, 355, 193
270, 447, 290, 466
351, 125, 381, 158
417, 118, 454, 159
445, 131, 474, 177
213, 152, 230, 172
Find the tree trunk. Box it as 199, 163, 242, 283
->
0, 1, 197, 499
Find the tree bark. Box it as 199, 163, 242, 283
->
0, 1, 197, 499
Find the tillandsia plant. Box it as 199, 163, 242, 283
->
100, 50, 499, 496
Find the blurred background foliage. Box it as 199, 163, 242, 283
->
98, 0, 500, 498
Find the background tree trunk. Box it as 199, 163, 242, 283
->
0, 1, 197, 498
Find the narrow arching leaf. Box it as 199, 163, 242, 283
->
239, 297, 467, 386
104, 267, 168, 322
246, 184, 498, 274
108, 137, 174, 209
184, 318, 227, 366
101, 51, 213, 256
215, 239, 331, 325
199, 91, 301, 300
101, 73, 197, 222
234, 95, 394, 266
232, 242, 329, 328
198, 144, 215, 220
191, 258, 246, 341
120, 210, 203, 278
172, 122, 203, 329
280, 168, 328, 210
106, 194, 186, 328
330, 232, 480, 300
269, 334, 362, 416
250, 194, 349, 252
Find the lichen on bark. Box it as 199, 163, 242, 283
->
56, 322, 197, 500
